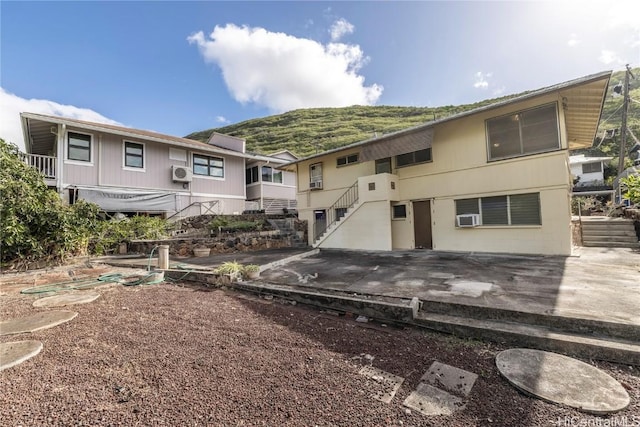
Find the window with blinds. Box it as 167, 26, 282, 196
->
486, 103, 560, 161
582, 162, 602, 174
455, 193, 541, 226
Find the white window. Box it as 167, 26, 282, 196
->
582, 162, 602, 174
392, 204, 407, 219
261, 166, 283, 183
337, 153, 359, 167
67, 132, 92, 162
376, 157, 392, 174
396, 148, 432, 167
124, 141, 144, 169
246, 166, 259, 184
455, 193, 541, 226
487, 103, 560, 161
193, 154, 224, 178
310, 163, 322, 184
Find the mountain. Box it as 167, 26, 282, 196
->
186, 69, 639, 160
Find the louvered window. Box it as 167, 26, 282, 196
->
455, 193, 541, 225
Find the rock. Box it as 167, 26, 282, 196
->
356, 315, 369, 323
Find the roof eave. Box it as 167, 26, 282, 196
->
283, 70, 613, 166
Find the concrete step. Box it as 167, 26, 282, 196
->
582, 229, 637, 237
421, 300, 640, 342
582, 241, 640, 248
413, 311, 640, 366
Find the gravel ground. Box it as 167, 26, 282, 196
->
1, 267, 638, 427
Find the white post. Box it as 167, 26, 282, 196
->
158, 245, 170, 270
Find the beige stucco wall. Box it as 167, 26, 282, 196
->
319, 201, 392, 250
295, 92, 575, 255
391, 202, 415, 250
439, 188, 572, 254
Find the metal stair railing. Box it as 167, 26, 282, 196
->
314, 180, 359, 242
167, 200, 219, 221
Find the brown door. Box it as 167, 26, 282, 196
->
413, 200, 432, 249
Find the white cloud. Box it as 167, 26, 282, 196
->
493, 86, 506, 96
567, 33, 580, 47
215, 115, 229, 124
329, 18, 354, 41
598, 49, 624, 65
473, 72, 492, 89
0, 88, 121, 151
188, 24, 382, 113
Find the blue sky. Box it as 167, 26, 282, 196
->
1, 1, 639, 151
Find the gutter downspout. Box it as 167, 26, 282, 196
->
56, 124, 65, 197
97, 134, 102, 186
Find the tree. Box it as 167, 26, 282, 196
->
0, 138, 101, 265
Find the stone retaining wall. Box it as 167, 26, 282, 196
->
129, 231, 296, 257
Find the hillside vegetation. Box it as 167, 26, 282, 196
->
187, 69, 639, 159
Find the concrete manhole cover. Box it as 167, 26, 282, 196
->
33, 292, 101, 308
0, 310, 78, 336
496, 348, 630, 414
359, 365, 404, 403
0, 340, 43, 371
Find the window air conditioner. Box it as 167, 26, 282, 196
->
172, 165, 193, 182
456, 214, 480, 227
309, 180, 323, 190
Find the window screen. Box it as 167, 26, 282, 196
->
392, 204, 407, 219
487, 104, 559, 160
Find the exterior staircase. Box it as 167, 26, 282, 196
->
312, 180, 359, 247
312, 202, 362, 248
581, 217, 639, 248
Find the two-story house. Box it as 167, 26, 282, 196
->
283, 71, 611, 256
20, 113, 293, 218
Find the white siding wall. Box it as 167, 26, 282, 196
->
62, 126, 246, 199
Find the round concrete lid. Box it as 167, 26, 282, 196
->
0, 340, 43, 371
33, 292, 100, 308
0, 310, 78, 336
496, 348, 630, 414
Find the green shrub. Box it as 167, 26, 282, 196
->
1, 138, 101, 264
621, 175, 640, 204
90, 215, 171, 255
0, 137, 171, 264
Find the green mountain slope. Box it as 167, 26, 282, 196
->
187, 69, 639, 159
186, 97, 523, 158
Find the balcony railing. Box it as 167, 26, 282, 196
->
22, 153, 57, 180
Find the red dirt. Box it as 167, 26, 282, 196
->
1, 272, 638, 426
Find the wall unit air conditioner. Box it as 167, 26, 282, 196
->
309, 180, 323, 190
172, 165, 193, 182
456, 214, 480, 228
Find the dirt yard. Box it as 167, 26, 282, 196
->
1, 266, 638, 426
